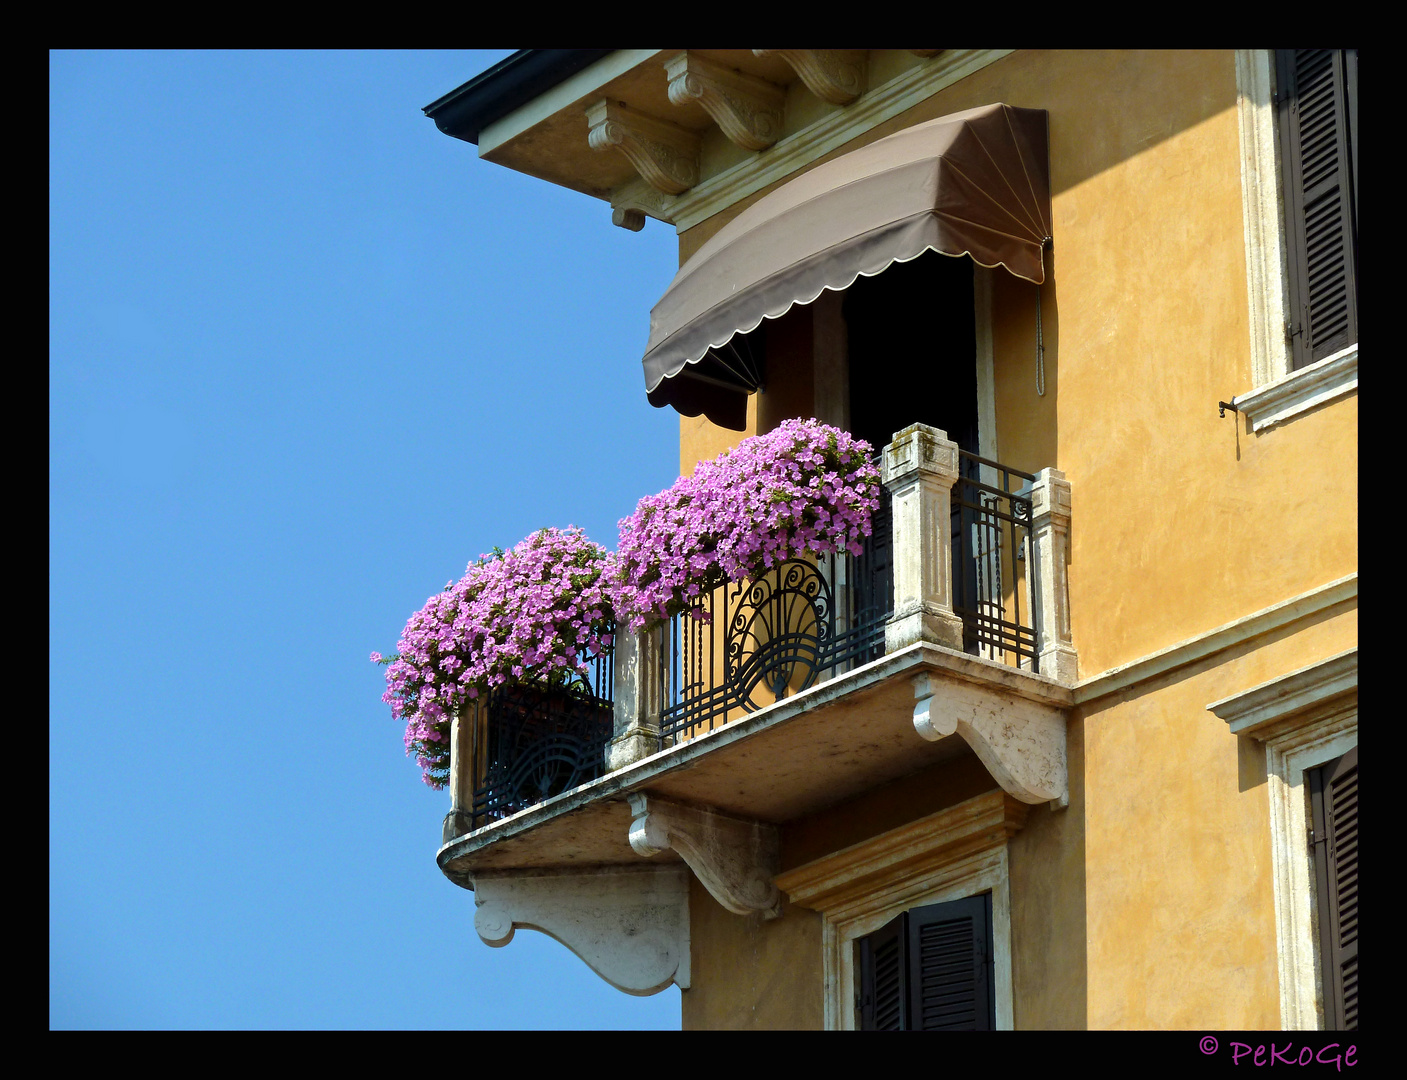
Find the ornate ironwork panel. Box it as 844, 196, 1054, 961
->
727, 560, 835, 711
470, 646, 614, 830
659, 506, 893, 740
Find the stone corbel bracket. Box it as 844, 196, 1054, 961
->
629, 793, 782, 918
665, 52, 786, 151
753, 50, 867, 105
587, 99, 700, 195
911, 671, 1069, 809
472, 865, 691, 996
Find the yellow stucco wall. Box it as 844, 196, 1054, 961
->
1078, 604, 1356, 1028
680, 882, 824, 1030
667, 50, 1356, 1029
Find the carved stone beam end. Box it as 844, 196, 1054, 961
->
753, 49, 867, 105
665, 52, 785, 151
586, 98, 700, 195
612, 208, 646, 232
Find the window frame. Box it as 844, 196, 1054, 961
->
773, 789, 1021, 1030
1207, 648, 1357, 1029
1232, 49, 1358, 432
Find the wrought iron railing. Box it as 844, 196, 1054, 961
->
469, 640, 614, 830
657, 506, 893, 741
952, 451, 1039, 672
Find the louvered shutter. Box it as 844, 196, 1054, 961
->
858, 895, 996, 1030
1310, 745, 1358, 1030
907, 893, 994, 1030
1277, 50, 1358, 369
858, 912, 906, 1030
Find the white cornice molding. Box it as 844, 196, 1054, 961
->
1233, 344, 1358, 433
613, 49, 1012, 233
1074, 573, 1357, 705
1207, 648, 1357, 738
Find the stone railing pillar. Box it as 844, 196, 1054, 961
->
607, 626, 664, 770
881, 424, 965, 652
1030, 468, 1077, 684
443, 699, 479, 844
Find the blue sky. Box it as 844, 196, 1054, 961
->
50, 50, 685, 1029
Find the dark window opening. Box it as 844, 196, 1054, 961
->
1308, 745, 1358, 1030
857, 893, 996, 1030
1277, 49, 1357, 370
844, 249, 979, 456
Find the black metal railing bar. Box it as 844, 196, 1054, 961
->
952, 451, 1039, 672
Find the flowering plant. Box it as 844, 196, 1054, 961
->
609, 419, 882, 632
373, 527, 613, 788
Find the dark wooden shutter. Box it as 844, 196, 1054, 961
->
858, 911, 906, 1030
908, 893, 994, 1030
1310, 745, 1358, 1030
858, 894, 994, 1030
1277, 50, 1358, 369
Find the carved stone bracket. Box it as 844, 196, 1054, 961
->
628, 793, 782, 918
472, 865, 691, 995
665, 52, 785, 151
586, 99, 700, 195
753, 49, 867, 105
911, 671, 1069, 808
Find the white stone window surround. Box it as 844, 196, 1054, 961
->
1206, 647, 1357, 1030
774, 790, 1020, 1030
1233, 49, 1357, 433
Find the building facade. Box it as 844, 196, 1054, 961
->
424, 49, 1357, 1030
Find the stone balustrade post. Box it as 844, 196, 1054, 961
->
882, 424, 965, 653
1030, 468, 1077, 684
443, 699, 479, 844
607, 626, 665, 770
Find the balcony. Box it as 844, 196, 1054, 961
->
439, 424, 1074, 994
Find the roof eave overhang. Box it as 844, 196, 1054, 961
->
424, 49, 614, 145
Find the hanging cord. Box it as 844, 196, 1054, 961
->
1035, 283, 1046, 397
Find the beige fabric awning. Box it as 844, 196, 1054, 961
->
644, 103, 1050, 429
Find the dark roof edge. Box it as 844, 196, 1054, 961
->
423, 49, 615, 145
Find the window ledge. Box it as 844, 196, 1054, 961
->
1234, 344, 1357, 433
